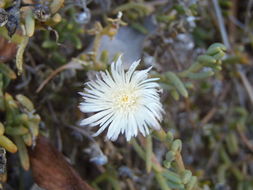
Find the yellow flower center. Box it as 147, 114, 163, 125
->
112, 87, 138, 111
117, 93, 136, 109
121, 95, 129, 103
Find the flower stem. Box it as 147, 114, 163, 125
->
131, 139, 162, 172
146, 135, 152, 173
155, 172, 172, 190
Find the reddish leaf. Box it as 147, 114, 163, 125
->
29, 136, 94, 190
0, 37, 17, 62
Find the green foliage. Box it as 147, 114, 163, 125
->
0, 64, 41, 170
159, 43, 226, 100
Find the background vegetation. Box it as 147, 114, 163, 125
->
0, 0, 253, 189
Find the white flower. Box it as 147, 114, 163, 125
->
79, 56, 164, 141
